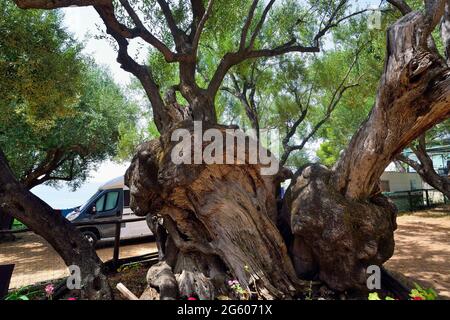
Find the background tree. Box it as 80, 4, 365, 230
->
396, 121, 450, 198
0, 0, 83, 238
1, 64, 139, 191
0, 1, 139, 298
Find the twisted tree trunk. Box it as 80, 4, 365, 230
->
284, 6, 450, 291
0, 149, 112, 299
126, 123, 301, 299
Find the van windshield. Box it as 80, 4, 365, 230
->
79, 190, 102, 212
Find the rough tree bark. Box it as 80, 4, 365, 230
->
283, 2, 450, 291
396, 134, 450, 199
0, 149, 112, 299
126, 123, 301, 299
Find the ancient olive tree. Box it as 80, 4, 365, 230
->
13, 0, 450, 299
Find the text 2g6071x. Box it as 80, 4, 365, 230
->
221, 304, 272, 316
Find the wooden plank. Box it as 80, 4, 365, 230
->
116, 283, 139, 300
0, 264, 15, 300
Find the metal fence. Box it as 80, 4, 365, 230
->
384, 188, 449, 212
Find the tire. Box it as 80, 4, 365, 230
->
81, 230, 98, 247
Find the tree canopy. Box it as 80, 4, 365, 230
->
0, 1, 139, 189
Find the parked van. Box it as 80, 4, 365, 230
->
65, 176, 152, 245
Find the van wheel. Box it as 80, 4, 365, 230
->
82, 231, 98, 246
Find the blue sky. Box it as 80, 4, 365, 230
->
31, 0, 381, 209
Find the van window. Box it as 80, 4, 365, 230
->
105, 191, 119, 211
95, 191, 119, 212
95, 195, 106, 212
124, 190, 130, 207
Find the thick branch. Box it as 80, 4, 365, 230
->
192, 0, 214, 54
386, 0, 412, 15
118, 0, 179, 62
441, 0, 450, 64
332, 6, 450, 199
94, 3, 170, 131
0, 148, 111, 299
156, 0, 185, 49
21, 149, 64, 189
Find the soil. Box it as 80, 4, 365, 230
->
384, 205, 450, 299
108, 263, 150, 300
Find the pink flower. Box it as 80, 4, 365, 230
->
188, 296, 197, 300
412, 296, 424, 300
67, 297, 77, 301
45, 284, 55, 296
228, 280, 239, 286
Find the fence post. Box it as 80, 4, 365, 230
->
113, 213, 122, 268
408, 191, 413, 212
425, 189, 430, 208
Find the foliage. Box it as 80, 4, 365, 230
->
368, 283, 438, 301
117, 262, 143, 273
227, 279, 250, 300
368, 292, 395, 300
0, 1, 83, 125
5, 286, 41, 300
409, 283, 438, 300
0, 1, 140, 189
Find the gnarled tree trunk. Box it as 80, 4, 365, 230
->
126, 122, 301, 299
284, 5, 450, 291
0, 149, 112, 299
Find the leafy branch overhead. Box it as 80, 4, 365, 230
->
14, 0, 370, 132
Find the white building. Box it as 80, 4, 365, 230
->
380, 171, 423, 192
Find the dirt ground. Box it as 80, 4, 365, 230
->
0, 233, 157, 289
385, 206, 450, 299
